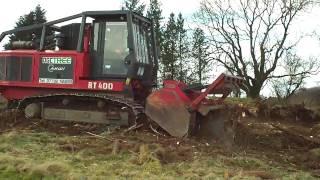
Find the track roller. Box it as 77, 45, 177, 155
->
24, 103, 41, 119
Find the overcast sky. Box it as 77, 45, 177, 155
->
0, 0, 200, 30
0, 0, 320, 94
0, 0, 201, 49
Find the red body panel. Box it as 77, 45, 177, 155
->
0, 50, 126, 100
161, 80, 191, 104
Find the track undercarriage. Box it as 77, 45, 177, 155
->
17, 94, 145, 128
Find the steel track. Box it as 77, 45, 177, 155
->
17, 93, 145, 123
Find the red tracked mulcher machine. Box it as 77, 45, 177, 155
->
0, 11, 243, 141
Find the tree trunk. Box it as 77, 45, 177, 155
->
246, 83, 263, 99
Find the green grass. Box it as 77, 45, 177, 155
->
0, 130, 316, 179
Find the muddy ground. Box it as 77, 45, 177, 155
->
0, 105, 320, 179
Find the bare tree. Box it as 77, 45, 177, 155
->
195, 0, 317, 98
272, 52, 318, 99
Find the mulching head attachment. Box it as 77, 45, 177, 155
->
146, 73, 243, 140
145, 83, 191, 137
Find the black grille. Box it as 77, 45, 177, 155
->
0, 56, 32, 82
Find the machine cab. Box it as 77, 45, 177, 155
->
88, 12, 157, 81
0, 11, 158, 85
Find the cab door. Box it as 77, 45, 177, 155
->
91, 20, 130, 79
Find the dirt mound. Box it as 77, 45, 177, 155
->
257, 101, 320, 122
235, 116, 320, 175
